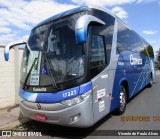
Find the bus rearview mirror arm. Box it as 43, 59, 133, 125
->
4, 40, 28, 61
75, 15, 105, 44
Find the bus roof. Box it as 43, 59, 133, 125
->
33, 5, 116, 29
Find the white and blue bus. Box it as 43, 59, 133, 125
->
4, 6, 155, 127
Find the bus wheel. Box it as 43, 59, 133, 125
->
148, 74, 153, 88
117, 85, 127, 115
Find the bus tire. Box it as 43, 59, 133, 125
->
116, 85, 127, 115
148, 73, 153, 88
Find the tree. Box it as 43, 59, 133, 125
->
155, 49, 160, 69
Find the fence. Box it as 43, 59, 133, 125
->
0, 45, 23, 109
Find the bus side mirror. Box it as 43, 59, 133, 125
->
75, 15, 105, 44
4, 40, 27, 61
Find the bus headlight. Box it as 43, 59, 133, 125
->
60, 90, 92, 107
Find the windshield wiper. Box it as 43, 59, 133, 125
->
23, 58, 38, 89
40, 22, 60, 90
43, 52, 59, 89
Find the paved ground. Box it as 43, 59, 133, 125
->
1, 71, 160, 139
0, 105, 29, 130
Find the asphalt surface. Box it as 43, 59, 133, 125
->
11, 71, 160, 139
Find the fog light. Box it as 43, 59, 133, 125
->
70, 114, 80, 123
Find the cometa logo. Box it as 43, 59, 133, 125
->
130, 54, 142, 65
33, 87, 47, 92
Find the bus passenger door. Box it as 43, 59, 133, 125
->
90, 35, 110, 123
92, 75, 110, 123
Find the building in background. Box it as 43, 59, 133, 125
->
0, 45, 23, 109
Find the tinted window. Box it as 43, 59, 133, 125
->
45, 24, 85, 83
90, 35, 106, 77
93, 9, 115, 64
90, 35, 105, 68
28, 23, 50, 51
141, 39, 154, 58
117, 21, 144, 53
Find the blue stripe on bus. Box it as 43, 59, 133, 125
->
19, 88, 34, 100
4, 52, 9, 61
19, 81, 92, 103
131, 59, 148, 96
110, 51, 151, 112
79, 81, 92, 95
75, 28, 87, 44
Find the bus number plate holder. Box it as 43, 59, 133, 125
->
35, 113, 47, 121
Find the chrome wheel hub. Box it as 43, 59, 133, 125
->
120, 91, 126, 111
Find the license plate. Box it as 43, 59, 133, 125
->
35, 113, 47, 121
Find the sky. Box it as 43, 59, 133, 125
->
0, 0, 160, 54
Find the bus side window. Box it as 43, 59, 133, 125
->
116, 21, 145, 54
90, 35, 106, 77
116, 21, 130, 53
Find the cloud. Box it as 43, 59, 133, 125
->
0, 0, 76, 30
22, 34, 29, 41
150, 40, 157, 44
72, 0, 160, 6
0, 0, 76, 45
0, 27, 12, 34
0, 19, 10, 26
1, 0, 158, 46
0, 0, 27, 8
0, 34, 17, 45
142, 30, 158, 35
71, 0, 136, 7
137, 0, 142, 3
137, 0, 159, 3
111, 6, 128, 19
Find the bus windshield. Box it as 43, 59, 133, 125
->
20, 15, 85, 88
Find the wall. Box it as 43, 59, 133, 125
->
0, 46, 23, 109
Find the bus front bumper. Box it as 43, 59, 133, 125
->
20, 95, 93, 127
